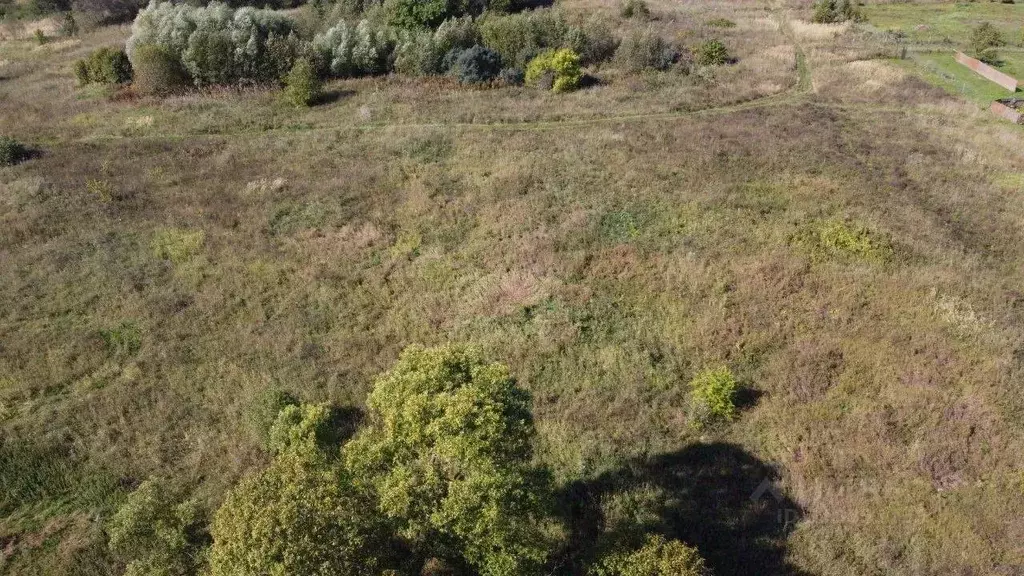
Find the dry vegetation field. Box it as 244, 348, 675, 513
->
2, 0, 1024, 574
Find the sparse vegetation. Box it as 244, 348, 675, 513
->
4, 1, 1024, 575
615, 29, 678, 72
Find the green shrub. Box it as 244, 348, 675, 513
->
688, 366, 738, 428
525, 48, 582, 92
694, 38, 729, 66
99, 321, 142, 358
706, 17, 735, 28
284, 57, 321, 106
392, 16, 479, 76
811, 0, 863, 24
243, 388, 299, 449
619, 0, 649, 20
0, 136, 28, 167
498, 66, 524, 85
577, 19, 619, 66
345, 345, 554, 576
449, 44, 502, 83
210, 407, 386, 576
108, 478, 207, 576
479, 8, 575, 69
383, 0, 451, 28
129, 43, 190, 95
34, 29, 47, 44
593, 534, 709, 576
59, 11, 79, 36
615, 29, 678, 72
969, 22, 1004, 64
74, 46, 133, 86
312, 19, 397, 78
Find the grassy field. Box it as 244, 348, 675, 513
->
863, 1, 1024, 46
3, 1, 1024, 575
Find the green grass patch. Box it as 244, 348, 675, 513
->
901, 52, 1017, 106
791, 218, 895, 263
863, 2, 1024, 46
151, 227, 205, 264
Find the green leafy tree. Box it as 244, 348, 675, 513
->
107, 478, 207, 576
593, 534, 709, 576
283, 58, 321, 107
210, 403, 386, 576
969, 22, 1004, 65
345, 345, 553, 576
811, 0, 862, 24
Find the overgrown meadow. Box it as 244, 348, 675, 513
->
2, 0, 1024, 574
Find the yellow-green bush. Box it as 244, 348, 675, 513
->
688, 366, 737, 428
345, 345, 553, 576
593, 534, 709, 576
283, 58, 321, 107
210, 404, 386, 576
525, 48, 582, 93
792, 218, 894, 263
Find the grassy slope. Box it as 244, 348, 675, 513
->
2, 3, 1024, 576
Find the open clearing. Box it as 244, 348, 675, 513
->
2, 0, 1024, 575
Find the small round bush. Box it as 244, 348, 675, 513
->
498, 66, 525, 86
694, 38, 730, 66
525, 48, 582, 93
0, 136, 28, 167
130, 43, 188, 96
620, 0, 650, 20
284, 58, 321, 107
969, 22, 1005, 65
74, 46, 132, 86
595, 534, 709, 576
688, 366, 738, 428
450, 45, 502, 84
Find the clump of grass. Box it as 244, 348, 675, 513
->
706, 17, 736, 28
688, 366, 738, 429
620, 0, 650, 20
792, 218, 895, 263
615, 29, 680, 72
152, 227, 205, 263
99, 321, 142, 358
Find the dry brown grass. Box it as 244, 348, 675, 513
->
3, 2, 1024, 575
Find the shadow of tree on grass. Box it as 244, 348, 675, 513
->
554, 442, 812, 576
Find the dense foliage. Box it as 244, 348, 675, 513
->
311, 19, 396, 78
969, 22, 1004, 65
525, 48, 582, 92
129, 43, 189, 95
346, 345, 554, 576
126, 1, 301, 87
594, 535, 709, 576
0, 136, 28, 166
108, 478, 207, 576
284, 57, 321, 106
810, 0, 863, 24
694, 38, 729, 66
479, 9, 580, 69
74, 46, 132, 86
449, 44, 502, 83
209, 404, 387, 576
